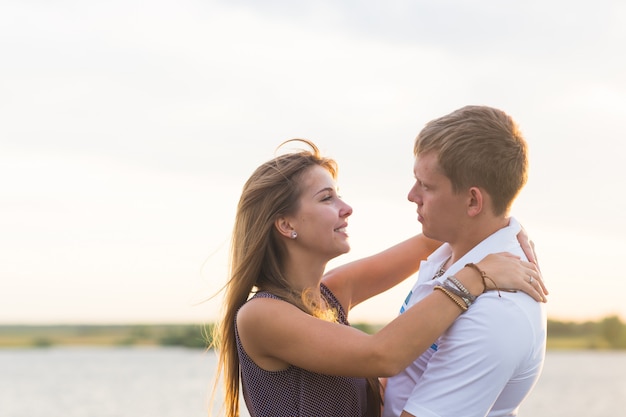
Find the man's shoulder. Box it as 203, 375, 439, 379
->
451, 293, 546, 347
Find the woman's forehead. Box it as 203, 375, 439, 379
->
301, 166, 336, 192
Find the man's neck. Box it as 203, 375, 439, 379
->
447, 216, 510, 265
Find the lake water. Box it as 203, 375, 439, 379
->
0, 347, 623, 417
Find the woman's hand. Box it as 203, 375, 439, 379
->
473, 252, 548, 302
516, 226, 540, 270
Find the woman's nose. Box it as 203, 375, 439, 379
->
341, 200, 353, 217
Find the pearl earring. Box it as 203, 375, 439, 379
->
290, 231, 298, 239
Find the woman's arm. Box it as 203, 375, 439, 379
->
322, 234, 442, 311
237, 253, 544, 378
323, 228, 548, 314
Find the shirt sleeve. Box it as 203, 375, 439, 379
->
402, 294, 534, 417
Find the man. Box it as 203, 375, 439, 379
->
382, 105, 547, 417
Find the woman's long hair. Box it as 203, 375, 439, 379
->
211, 139, 351, 417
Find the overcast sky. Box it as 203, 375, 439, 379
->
1, 0, 625, 324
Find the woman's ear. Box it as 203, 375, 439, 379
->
467, 186, 484, 217
274, 216, 295, 239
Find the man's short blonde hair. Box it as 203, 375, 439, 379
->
414, 105, 528, 216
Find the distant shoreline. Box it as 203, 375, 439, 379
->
0, 323, 210, 349
2, 316, 626, 350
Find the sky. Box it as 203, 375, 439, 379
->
1, 0, 625, 325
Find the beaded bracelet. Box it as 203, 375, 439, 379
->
446, 277, 477, 303
443, 277, 476, 307
434, 285, 468, 312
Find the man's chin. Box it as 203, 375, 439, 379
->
422, 229, 439, 241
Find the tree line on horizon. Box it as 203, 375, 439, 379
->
546, 315, 626, 349
1, 315, 625, 350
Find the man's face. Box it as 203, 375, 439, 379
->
407, 152, 468, 243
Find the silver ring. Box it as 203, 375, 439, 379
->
529, 276, 534, 284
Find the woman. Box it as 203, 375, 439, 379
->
212, 139, 546, 417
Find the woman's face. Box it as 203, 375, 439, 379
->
289, 165, 353, 261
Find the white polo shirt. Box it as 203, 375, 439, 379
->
382, 218, 547, 417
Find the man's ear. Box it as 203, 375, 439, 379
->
467, 187, 484, 217
274, 216, 295, 239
